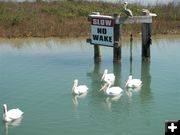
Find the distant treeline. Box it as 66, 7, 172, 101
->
0, 1, 179, 38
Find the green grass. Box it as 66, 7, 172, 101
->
0, 1, 179, 38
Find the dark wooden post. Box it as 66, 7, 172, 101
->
113, 14, 121, 63
113, 63, 121, 86
141, 12, 152, 62
129, 34, 133, 75
94, 45, 101, 63
130, 34, 133, 62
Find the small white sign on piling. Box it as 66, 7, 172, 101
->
91, 15, 114, 47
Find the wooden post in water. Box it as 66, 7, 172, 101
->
129, 34, 133, 75
88, 12, 102, 63
113, 63, 121, 86
94, 45, 101, 63
113, 13, 121, 63
141, 12, 152, 62
130, 34, 133, 62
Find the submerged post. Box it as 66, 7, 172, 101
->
129, 34, 133, 75
130, 34, 133, 61
141, 12, 152, 62
113, 13, 121, 63
94, 45, 101, 63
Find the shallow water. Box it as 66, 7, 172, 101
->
0, 35, 179, 135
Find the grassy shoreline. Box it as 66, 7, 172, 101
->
0, 1, 179, 38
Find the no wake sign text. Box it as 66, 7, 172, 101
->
91, 17, 114, 47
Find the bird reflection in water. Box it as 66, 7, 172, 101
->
72, 92, 88, 107
3, 117, 23, 135
105, 94, 123, 110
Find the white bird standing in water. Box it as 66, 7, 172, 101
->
101, 69, 115, 85
125, 75, 142, 88
123, 2, 133, 17
100, 82, 123, 96
3, 104, 23, 122
72, 79, 88, 95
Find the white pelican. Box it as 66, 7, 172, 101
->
142, 9, 157, 17
100, 82, 123, 96
3, 104, 23, 122
125, 75, 142, 88
101, 69, 115, 85
123, 2, 133, 17
72, 79, 88, 95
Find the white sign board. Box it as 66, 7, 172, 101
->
91, 17, 114, 47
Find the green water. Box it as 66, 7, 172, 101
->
0, 36, 180, 135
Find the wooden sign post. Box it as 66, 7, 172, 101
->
87, 13, 115, 63
113, 13, 121, 63
87, 11, 153, 63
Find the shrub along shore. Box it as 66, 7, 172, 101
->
0, 1, 179, 38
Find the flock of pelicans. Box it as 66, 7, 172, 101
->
72, 69, 142, 96
3, 0, 157, 125
72, 69, 143, 108
123, 1, 157, 17
2, 69, 142, 123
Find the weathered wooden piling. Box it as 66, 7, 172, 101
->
94, 45, 101, 63
141, 11, 152, 62
129, 34, 133, 75
130, 34, 133, 62
113, 63, 121, 85
113, 14, 121, 63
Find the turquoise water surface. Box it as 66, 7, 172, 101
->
0, 36, 180, 135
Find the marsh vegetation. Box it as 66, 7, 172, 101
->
0, 1, 179, 38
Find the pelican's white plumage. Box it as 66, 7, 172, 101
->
3, 104, 23, 122
100, 82, 123, 96
123, 2, 133, 17
142, 9, 157, 17
72, 79, 88, 95
101, 69, 115, 85
125, 75, 142, 88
